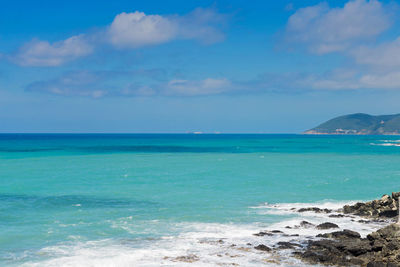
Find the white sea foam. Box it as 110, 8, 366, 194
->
20, 200, 389, 267
370, 141, 400, 146
252, 201, 386, 237
21, 223, 300, 267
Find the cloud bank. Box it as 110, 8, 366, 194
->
14, 0, 400, 97
285, 0, 391, 54
108, 8, 225, 48
10, 8, 227, 67
281, 0, 400, 91
12, 35, 93, 67
26, 70, 233, 97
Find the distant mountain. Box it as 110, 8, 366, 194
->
305, 113, 400, 135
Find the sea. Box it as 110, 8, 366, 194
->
1, 134, 400, 266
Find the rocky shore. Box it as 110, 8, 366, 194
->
252, 192, 400, 266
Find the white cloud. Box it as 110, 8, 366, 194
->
359, 71, 400, 89
165, 78, 231, 96
108, 11, 178, 48
283, 70, 400, 90
351, 37, 400, 68
107, 8, 226, 48
26, 71, 107, 97
286, 0, 391, 54
26, 71, 233, 98
12, 8, 226, 66
12, 35, 93, 66
280, 0, 400, 91
176, 7, 226, 44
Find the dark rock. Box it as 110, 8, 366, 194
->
329, 214, 346, 218
379, 210, 398, 218
253, 231, 273, 237
170, 254, 199, 263
316, 222, 339, 230
343, 194, 399, 219
276, 241, 302, 249
271, 230, 283, 233
295, 191, 400, 267
392, 192, 400, 200
298, 207, 332, 213
254, 244, 271, 251
367, 262, 386, 267
317, 229, 361, 239
299, 221, 315, 228
299, 224, 400, 267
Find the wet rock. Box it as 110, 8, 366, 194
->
168, 254, 200, 263
329, 214, 346, 218
299, 221, 315, 228
254, 230, 284, 236
367, 262, 387, 267
253, 231, 273, 237
379, 210, 398, 218
254, 244, 271, 251
298, 207, 332, 213
276, 241, 302, 249
316, 222, 339, 230
392, 192, 400, 200
317, 229, 361, 239
298, 224, 400, 266
367, 262, 400, 267
343, 193, 399, 219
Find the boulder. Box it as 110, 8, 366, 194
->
298, 207, 332, 213
276, 241, 301, 249
299, 224, 400, 266
316, 222, 339, 230
254, 244, 271, 251
299, 221, 315, 228
343, 193, 399, 219
317, 229, 361, 239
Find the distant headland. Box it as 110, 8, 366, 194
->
305, 113, 400, 135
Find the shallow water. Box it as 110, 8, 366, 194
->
1, 134, 399, 266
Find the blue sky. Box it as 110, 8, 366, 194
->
1, 0, 400, 133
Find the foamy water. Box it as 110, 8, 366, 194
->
19, 200, 389, 267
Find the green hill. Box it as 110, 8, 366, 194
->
305, 113, 400, 135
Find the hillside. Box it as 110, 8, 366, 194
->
305, 113, 400, 135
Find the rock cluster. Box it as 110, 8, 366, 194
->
298, 207, 332, 213
251, 192, 400, 266
343, 193, 399, 218
297, 224, 400, 266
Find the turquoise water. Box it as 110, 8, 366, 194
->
1, 134, 400, 266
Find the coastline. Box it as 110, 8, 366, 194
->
248, 193, 400, 266
15, 195, 400, 266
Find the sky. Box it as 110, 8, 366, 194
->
1, 0, 400, 133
